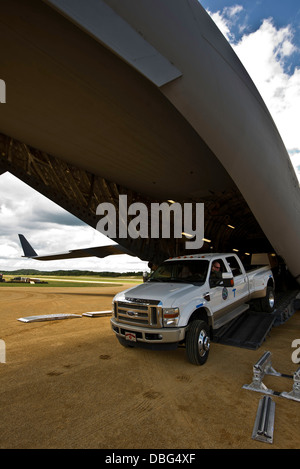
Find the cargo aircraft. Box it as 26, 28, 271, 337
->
0, 0, 299, 286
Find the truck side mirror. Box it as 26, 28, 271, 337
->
222, 272, 234, 287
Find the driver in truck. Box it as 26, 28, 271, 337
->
210, 260, 222, 280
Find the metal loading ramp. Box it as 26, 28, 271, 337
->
212, 291, 300, 350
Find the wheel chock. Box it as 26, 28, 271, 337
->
243, 351, 280, 395
243, 351, 300, 402
280, 367, 300, 402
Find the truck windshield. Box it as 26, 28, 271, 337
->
149, 260, 209, 284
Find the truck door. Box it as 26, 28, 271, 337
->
225, 255, 249, 304
208, 258, 232, 320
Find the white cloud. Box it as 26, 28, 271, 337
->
225, 4, 243, 17
208, 10, 232, 40
207, 7, 300, 180
208, 4, 244, 41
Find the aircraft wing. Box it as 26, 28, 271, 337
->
18, 234, 134, 261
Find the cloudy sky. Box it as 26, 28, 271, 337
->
1, 1, 300, 272
202, 0, 300, 173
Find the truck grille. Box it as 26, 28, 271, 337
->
114, 298, 162, 328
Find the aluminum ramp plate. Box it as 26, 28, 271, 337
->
212, 311, 276, 350
82, 310, 112, 317
252, 396, 275, 444
273, 290, 300, 325
212, 290, 300, 350
18, 313, 82, 322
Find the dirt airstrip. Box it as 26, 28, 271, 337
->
0, 284, 300, 449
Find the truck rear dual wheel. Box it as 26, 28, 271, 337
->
186, 319, 210, 365
261, 286, 275, 313
251, 286, 275, 313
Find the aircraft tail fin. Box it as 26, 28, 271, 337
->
18, 234, 38, 257
17, 234, 134, 261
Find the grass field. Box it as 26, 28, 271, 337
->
0, 274, 143, 288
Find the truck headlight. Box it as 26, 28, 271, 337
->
163, 308, 180, 327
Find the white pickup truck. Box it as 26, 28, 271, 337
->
111, 253, 275, 365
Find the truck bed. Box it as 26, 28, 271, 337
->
244, 264, 270, 273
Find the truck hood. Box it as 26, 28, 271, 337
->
116, 281, 203, 308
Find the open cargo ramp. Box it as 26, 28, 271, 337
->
212, 291, 300, 350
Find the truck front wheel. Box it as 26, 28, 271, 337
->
186, 320, 210, 365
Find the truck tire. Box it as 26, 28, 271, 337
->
185, 319, 210, 365
250, 286, 275, 313
260, 286, 275, 313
